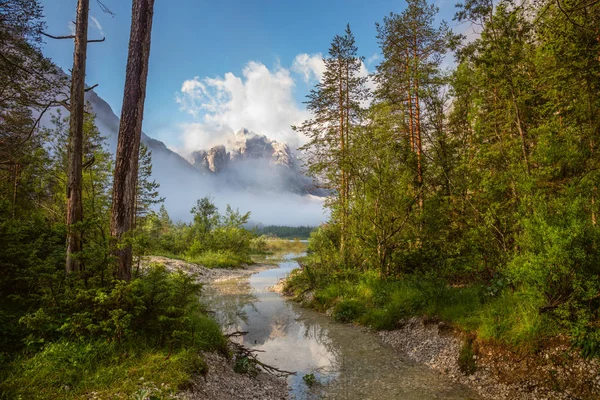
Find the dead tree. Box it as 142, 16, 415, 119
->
65, 0, 90, 274
42, 0, 109, 274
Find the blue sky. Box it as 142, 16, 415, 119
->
39, 0, 463, 153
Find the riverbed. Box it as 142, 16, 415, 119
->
200, 252, 480, 399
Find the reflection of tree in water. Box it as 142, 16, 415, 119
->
299, 315, 341, 374
200, 278, 258, 333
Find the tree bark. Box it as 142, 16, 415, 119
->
66, 0, 89, 274
338, 62, 346, 257
110, 0, 155, 281
405, 49, 415, 153
413, 42, 424, 212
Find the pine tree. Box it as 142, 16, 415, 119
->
135, 143, 164, 226
294, 24, 369, 256
375, 0, 452, 211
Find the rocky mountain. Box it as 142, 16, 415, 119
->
188, 128, 324, 196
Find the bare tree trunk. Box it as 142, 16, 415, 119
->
66, 0, 89, 274
405, 50, 415, 153
345, 61, 350, 219
413, 43, 423, 212
338, 64, 346, 257
110, 0, 155, 281
12, 163, 19, 219
510, 87, 530, 175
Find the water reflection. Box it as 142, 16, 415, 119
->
201, 252, 479, 400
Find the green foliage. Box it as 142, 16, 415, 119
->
0, 340, 208, 399
233, 356, 258, 376
303, 373, 316, 387
254, 225, 315, 239
0, 263, 227, 399
332, 299, 366, 323
292, 0, 600, 360
458, 339, 477, 375
186, 250, 252, 269
139, 197, 257, 269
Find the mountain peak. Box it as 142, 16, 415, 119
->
235, 127, 257, 139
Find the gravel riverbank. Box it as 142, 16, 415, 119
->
378, 317, 599, 400
180, 351, 289, 400
143, 256, 289, 400
143, 256, 278, 284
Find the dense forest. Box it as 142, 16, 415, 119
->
253, 225, 315, 239
289, 0, 600, 362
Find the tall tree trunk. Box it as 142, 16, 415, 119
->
413, 44, 423, 212
345, 60, 350, 235
110, 0, 155, 281
66, 0, 89, 274
12, 163, 19, 219
338, 63, 346, 257
405, 50, 415, 152
510, 87, 530, 175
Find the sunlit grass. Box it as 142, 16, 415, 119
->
285, 268, 553, 351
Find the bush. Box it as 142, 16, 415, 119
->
1, 264, 227, 399
186, 250, 252, 269
0, 340, 208, 399
332, 299, 366, 323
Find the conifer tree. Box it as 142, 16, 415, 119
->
135, 142, 164, 226
294, 24, 369, 256
376, 0, 452, 211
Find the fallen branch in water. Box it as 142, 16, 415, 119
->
227, 333, 295, 378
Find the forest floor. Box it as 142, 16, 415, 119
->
272, 279, 600, 400
143, 256, 290, 400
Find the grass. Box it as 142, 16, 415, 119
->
263, 238, 307, 253
185, 250, 253, 269
0, 313, 227, 400
284, 268, 552, 352
150, 249, 252, 269
1, 341, 204, 399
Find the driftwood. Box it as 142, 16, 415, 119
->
226, 331, 296, 378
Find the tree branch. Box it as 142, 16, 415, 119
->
41, 32, 106, 43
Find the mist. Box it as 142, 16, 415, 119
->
148, 149, 328, 225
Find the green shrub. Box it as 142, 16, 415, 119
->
186, 250, 252, 269
332, 299, 366, 323
0, 340, 208, 399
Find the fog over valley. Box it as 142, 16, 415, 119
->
40, 87, 327, 226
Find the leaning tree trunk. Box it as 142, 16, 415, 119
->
66, 0, 90, 274
110, 0, 155, 281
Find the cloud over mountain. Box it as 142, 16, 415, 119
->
175, 60, 310, 155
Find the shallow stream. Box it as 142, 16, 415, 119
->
201, 252, 479, 399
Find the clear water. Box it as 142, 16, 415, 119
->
201, 252, 479, 400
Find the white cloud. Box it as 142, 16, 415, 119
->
175, 61, 310, 154
67, 16, 104, 37
174, 54, 379, 156
366, 53, 380, 66
291, 53, 326, 83
90, 16, 104, 37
